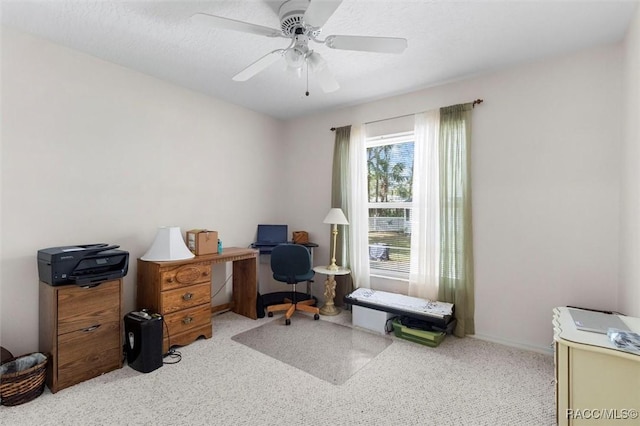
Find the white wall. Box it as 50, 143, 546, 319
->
1, 25, 632, 356
0, 27, 284, 355
282, 45, 623, 352
620, 5, 640, 318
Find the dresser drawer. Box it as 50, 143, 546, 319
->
164, 304, 211, 339
162, 282, 211, 314
57, 280, 121, 335
160, 264, 211, 291
57, 320, 121, 365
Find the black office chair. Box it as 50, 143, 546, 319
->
266, 244, 320, 325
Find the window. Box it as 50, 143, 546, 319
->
366, 131, 414, 278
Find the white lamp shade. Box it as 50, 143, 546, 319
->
323, 208, 349, 225
141, 226, 195, 261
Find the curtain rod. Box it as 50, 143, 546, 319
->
330, 98, 484, 131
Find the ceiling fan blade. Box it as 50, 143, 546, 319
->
315, 65, 340, 93
232, 50, 284, 82
191, 13, 282, 38
307, 52, 339, 93
324, 35, 408, 54
303, 0, 343, 28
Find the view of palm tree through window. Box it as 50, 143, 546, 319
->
367, 133, 414, 276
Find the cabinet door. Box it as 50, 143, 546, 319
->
570, 348, 640, 420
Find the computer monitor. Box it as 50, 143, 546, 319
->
255, 224, 288, 245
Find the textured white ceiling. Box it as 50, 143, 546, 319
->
2, 0, 637, 119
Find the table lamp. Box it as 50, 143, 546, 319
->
141, 226, 195, 261
323, 208, 349, 271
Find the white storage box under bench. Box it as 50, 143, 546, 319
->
344, 288, 455, 335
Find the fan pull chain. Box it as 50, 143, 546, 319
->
305, 61, 309, 97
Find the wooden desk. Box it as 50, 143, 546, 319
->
137, 247, 258, 351
553, 307, 640, 425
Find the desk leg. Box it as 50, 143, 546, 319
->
232, 257, 258, 319
320, 274, 340, 316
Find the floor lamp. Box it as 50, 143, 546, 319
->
323, 208, 349, 271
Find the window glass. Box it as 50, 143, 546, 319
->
366, 133, 414, 277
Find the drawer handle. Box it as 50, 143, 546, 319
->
202, 271, 209, 276
182, 316, 193, 325
83, 325, 101, 332
182, 292, 193, 301
167, 277, 174, 283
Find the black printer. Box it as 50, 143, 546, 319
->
37, 243, 129, 286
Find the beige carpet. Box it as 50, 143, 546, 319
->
232, 315, 393, 385
0, 311, 555, 425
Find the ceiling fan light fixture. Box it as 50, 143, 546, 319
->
307, 52, 339, 93
284, 47, 306, 68
307, 51, 326, 71
286, 64, 304, 78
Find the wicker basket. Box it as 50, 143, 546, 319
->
0, 352, 47, 406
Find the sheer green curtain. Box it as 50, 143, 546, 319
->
331, 126, 353, 303
330, 124, 370, 295
438, 103, 475, 337
331, 126, 351, 267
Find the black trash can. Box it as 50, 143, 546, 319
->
124, 312, 163, 373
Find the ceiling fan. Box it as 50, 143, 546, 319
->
191, 0, 408, 94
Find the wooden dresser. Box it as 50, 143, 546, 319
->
553, 307, 640, 425
39, 279, 123, 393
137, 259, 213, 353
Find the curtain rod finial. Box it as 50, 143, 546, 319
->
472, 99, 484, 108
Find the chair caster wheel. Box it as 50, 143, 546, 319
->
268, 312, 273, 317
285, 319, 291, 326
314, 314, 320, 320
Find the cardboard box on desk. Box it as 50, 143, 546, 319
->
186, 230, 218, 255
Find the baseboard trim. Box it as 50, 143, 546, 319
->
470, 333, 553, 355
211, 302, 233, 315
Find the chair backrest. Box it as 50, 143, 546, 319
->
270, 244, 312, 284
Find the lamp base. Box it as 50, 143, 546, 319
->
326, 263, 339, 271
320, 303, 341, 316
320, 270, 340, 316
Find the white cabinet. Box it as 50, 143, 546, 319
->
553, 307, 640, 425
